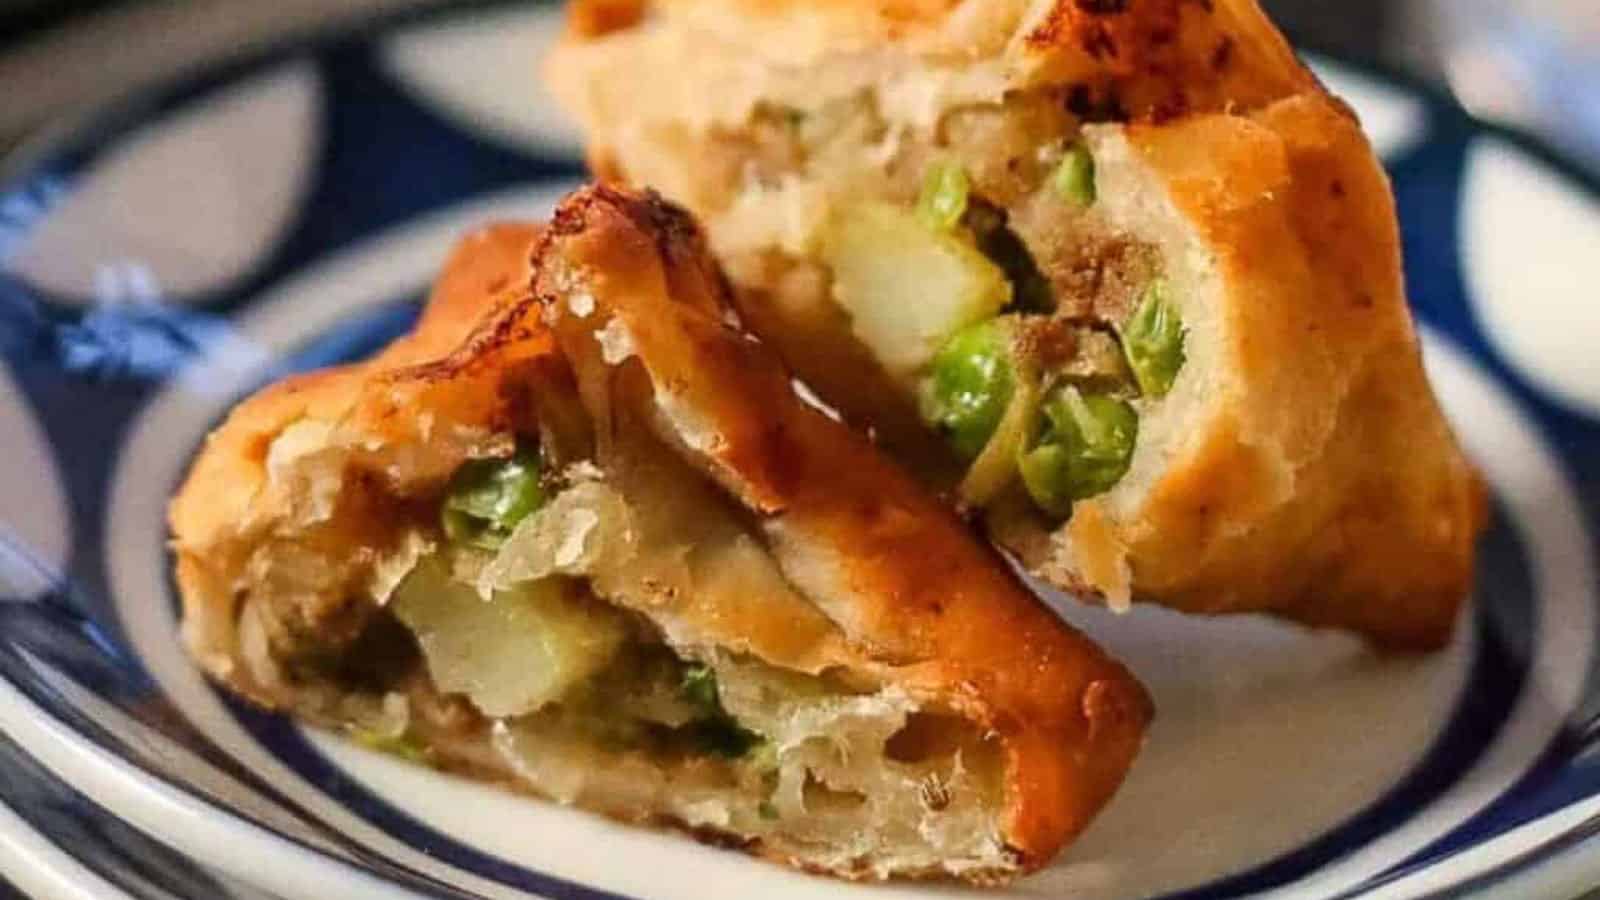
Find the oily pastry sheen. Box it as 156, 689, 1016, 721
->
548, 0, 1485, 650
169, 186, 1150, 882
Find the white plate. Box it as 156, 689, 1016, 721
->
2, 3, 1599, 897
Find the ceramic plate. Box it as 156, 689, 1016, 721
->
2, 2, 1599, 898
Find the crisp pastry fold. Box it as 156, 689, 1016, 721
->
548, 0, 1485, 650
169, 186, 1150, 882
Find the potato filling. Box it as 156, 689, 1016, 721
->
391, 444, 768, 760
823, 149, 1186, 519
673, 90, 1189, 520
282, 440, 1013, 869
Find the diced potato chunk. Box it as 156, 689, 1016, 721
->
821, 203, 1011, 378
392, 556, 625, 717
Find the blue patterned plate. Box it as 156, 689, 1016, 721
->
2, 3, 1599, 897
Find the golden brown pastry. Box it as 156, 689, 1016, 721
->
168, 186, 1150, 882
548, 0, 1485, 650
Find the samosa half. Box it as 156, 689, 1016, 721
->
169, 186, 1150, 882
548, 0, 1485, 650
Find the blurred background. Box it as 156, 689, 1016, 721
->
1, 0, 1598, 168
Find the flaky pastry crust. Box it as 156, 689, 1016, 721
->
169, 188, 1150, 880
549, 0, 1484, 650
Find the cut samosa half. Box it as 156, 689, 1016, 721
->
547, 0, 1486, 650
168, 186, 1151, 883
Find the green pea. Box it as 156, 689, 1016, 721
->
678, 663, 762, 758
680, 662, 722, 714
919, 319, 1017, 461
1018, 387, 1138, 515
1053, 143, 1096, 208
440, 444, 546, 549
1121, 280, 1186, 398
916, 161, 971, 232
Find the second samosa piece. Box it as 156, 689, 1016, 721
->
168, 186, 1150, 883
548, 0, 1486, 650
